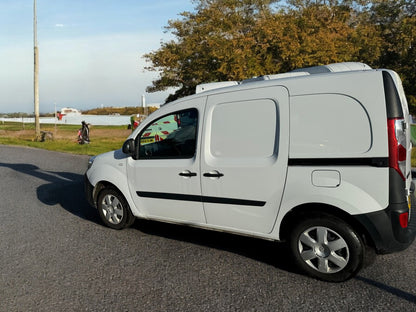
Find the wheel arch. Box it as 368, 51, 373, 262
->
93, 180, 137, 213
93, 180, 118, 205
95, 183, 136, 229
279, 203, 375, 248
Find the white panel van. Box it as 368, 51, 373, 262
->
85, 63, 416, 282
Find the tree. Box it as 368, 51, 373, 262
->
144, 0, 416, 112
367, 0, 416, 113
144, 0, 279, 102
144, 0, 379, 101
275, 4, 360, 69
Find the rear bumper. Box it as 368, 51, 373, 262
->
354, 188, 416, 254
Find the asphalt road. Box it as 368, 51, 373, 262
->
0, 145, 415, 311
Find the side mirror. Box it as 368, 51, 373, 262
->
122, 138, 135, 155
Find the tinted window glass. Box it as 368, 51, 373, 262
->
138, 109, 198, 159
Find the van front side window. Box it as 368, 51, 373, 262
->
138, 109, 198, 159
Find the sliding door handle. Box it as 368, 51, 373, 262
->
203, 171, 224, 178
179, 170, 197, 177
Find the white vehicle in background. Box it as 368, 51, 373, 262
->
85, 63, 415, 282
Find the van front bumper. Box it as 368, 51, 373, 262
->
354, 192, 416, 254
84, 173, 95, 208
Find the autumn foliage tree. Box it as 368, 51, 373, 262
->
144, 0, 416, 113
144, 0, 280, 101
368, 0, 416, 111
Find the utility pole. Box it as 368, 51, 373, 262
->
34, 0, 41, 140
142, 94, 148, 116
54, 101, 57, 134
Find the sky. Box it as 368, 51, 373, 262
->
0, 0, 195, 113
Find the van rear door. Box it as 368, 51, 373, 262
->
200, 86, 289, 234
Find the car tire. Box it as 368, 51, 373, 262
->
97, 188, 135, 230
289, 214, 364, 282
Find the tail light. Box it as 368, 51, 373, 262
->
399, 212, 409, 228
387, 118, 407, 181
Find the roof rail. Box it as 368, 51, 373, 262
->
291, 62, 371, 74
194, 62, 372, 93
195, 81, 239, 94
241, 72, 309, 84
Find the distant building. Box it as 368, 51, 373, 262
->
60, 107, 81, 115
57, 107, 81, 120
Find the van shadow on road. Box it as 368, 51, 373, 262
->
132, 217, 298, 274
0, 162, 99, 224
36, 172, 100, 223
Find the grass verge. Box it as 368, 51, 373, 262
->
0, 122, 130, 156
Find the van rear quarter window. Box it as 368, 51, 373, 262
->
290, 94, 372, 157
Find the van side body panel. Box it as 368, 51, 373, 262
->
270, 70, 415, 252
279, 71, 389, 219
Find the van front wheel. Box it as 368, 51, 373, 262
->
289, 215, 364, 282
97, 188, 135, 230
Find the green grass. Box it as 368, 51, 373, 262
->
0, 122, 129, 156
0, 138, 122, 155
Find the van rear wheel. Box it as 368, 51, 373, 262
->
289, 215, 364, 282
97, 188, 135, 230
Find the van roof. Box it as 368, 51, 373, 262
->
195, 62, 372, 94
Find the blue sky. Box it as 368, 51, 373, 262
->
0, 0, 195, 113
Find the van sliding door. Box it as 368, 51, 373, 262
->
200, 86, 289, 234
